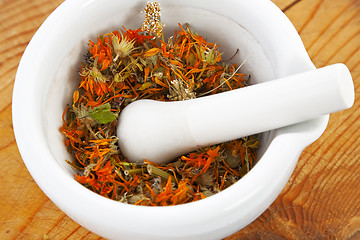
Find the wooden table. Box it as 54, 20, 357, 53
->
1, 0, 359, 239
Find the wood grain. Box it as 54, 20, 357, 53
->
0, 0, 359, 239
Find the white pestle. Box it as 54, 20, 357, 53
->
117, 63, 354, 164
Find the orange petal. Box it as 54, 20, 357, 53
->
100, 58, 111, 71
143, 48, 160, 57
73, 90, 79, 102
154, 76, 168, 88
144, 65, 150, 82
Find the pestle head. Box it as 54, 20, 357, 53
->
117, 99, 198, 164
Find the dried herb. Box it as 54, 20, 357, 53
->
88, 103, 117, 124
60, 2, 260, 206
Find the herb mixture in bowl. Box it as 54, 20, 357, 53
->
60, 2, 260, 206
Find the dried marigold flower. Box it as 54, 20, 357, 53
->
111, 33, 135, 61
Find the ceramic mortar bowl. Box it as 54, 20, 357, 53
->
12, 0, 329, 239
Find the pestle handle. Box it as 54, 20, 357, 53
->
117, 63, 354, 164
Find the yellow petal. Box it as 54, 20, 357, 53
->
72, 91, 79, 107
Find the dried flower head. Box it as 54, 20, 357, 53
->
89, 63, 108, 83
111, 33, 135, 61
196, 44, 221, 65
142, 1, 164, 38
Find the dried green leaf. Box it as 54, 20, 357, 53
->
88, 103, 117, 124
